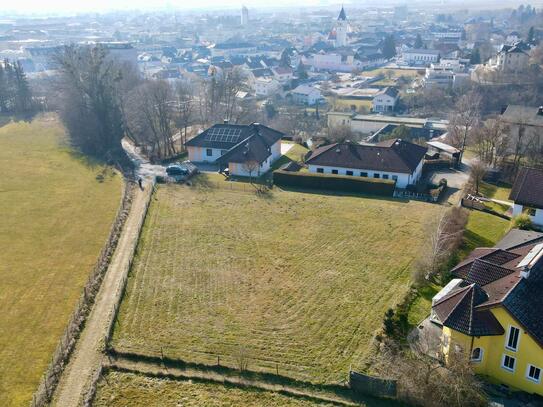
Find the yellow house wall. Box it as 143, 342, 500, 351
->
328, 97, 372, 112
443, 306, 543, 395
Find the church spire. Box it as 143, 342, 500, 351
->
338, 5, 347, 21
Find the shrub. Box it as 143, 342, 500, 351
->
511, 213, 533, 230
272, 170, 395, 196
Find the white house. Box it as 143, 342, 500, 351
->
402, 49, 440, 66
290, 85, 323, 106
186, 122, 283, 177
308, 51, 362, 72
305, 139, 427, 188
271, 66, 294, 83
372, 87, 399, 112
510, 167, 543, 227
253, 77, 281, 97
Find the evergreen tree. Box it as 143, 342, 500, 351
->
280, 48, 292, 68
13, 61, 32, 112
0, 63, 7, 113
527, 26, 535, 44
470, 48, 481, 65
414, 34, 423, 49
296, 62, 308, 80
382, 35, 396, 59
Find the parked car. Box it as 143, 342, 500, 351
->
166, 160, 199, 182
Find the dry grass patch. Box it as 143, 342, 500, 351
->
113, 185, 439, 383
94, 371, 338, 406
0, 115, 122, 406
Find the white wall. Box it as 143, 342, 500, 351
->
512, 204, 543, 226
307, 164, 412, 188
188, 147, 226, 163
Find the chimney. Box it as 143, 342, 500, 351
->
223, 119, 229, 124
538, 106, 543, 116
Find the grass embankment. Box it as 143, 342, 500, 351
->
112, 185, 439, 383
0, 116, 122, 406
94, 371, 339, 406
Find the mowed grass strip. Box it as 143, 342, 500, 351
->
113, 185, 439, 383
0, 116, 122, 406
94, 371, 338, 407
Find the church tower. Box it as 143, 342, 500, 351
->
335, 6, 348, 47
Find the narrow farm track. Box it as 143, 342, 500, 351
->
52, 185, 153, 407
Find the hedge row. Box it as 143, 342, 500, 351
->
273, 170, 395, 196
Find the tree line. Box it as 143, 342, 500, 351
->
51, 44, 263, 162
0, 59, 33, 115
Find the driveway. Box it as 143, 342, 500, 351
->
122, 138, 166, 179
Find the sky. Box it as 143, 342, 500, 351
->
2, 0, 331, 14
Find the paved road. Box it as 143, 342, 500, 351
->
122, 138, 166, 180
52, 142, 155, 406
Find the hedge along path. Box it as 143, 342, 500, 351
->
52, 183, 154, 407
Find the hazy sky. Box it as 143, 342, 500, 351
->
2, 0, 329, 14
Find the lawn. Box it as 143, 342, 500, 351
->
112, 185, 440, 383
458, 210, 510, 260
478, 181, 512, 203
94, 371, 337, 407
270, 142, 309, 171
0, 115, 122, 406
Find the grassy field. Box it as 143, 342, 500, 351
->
94, 371, 339, 406
112, 184, 440, 383
0, 115, 122, 406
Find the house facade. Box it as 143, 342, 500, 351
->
305, 139, 426, 188
402, 49, 440, 66
431, 230, 543, 396
510, 167, 543, 227
186, 122, 283, 177
254, 77, 281, 97
372, 87, 399, 112
290, 85, 323, 106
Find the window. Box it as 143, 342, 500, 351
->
332, 169, 339, 174
382, 174, 389, 180
523, 206, 537, 217
346, 170, 353, 176
506, 326, 520, 351
360, 172, 368, 177
206, 148, 213, 157
316, 168, 324, 173
471, 347, 483, 362
502, 354, 516, 372
374, 173, 380, 179
392, 175, 398, 181
527, 365, 542, 383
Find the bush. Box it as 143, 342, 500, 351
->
511, 213, 533, 230
273, 170, 395, 196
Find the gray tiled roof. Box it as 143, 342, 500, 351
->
509, 167, 543, 209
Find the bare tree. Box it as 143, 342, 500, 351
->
174, 82, 195, 148
472, 117, 509, 168
326, 125, 358, 144
125, 80, 177, 160
242, 160, 260, 184
413, 207, 467, 285
54, 45, 125, 158
447, 91, 482, 163
469, 161, 487, 196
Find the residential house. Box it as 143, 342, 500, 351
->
431, 229, 543, 396
372, 87, 399, 113
290, 85, 323, 106
305, 139, 427, 188
494, 42, 531, 73
501, 105, 543, 156
272, 66, 294, 83
211, 42, 257, 58
186, 122, 283, 177
510, 167, 543, 227
253, 77, 281, 97
402, 49, 440, 66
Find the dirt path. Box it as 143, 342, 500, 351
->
52, 184, 153, 407
105, 356, 360, 406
